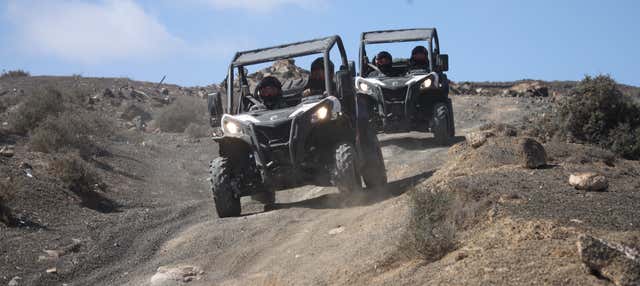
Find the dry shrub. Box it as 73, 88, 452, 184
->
0, 179, 16, 226
9, 88, 64, 134
50, 153, 115, 212
1, 70, 30, 79
407, 188, 457, 261
156, 96, 206, 132
185, 123, 210, 138
30, 111, 112, 156
533, 75, 640, 160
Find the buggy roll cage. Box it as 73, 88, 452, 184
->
225, 35, 349, 115
358, 28, 441, 76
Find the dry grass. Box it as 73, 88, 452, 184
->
406, 188, 458, 261
155, 96, 206, 132
0, 179, 16, 226
29, 111, 112, 156
185, 123, 210, 138
9, 87, 64, 134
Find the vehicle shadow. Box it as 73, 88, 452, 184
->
265, 170, 435, 211
379, 135, 465, 150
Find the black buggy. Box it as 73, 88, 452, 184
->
207, 36, 387, 218
356, 28, 455, 144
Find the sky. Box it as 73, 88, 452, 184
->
1, 0, 639, 87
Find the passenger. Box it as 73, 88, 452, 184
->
409, 45, 430, 70
303, 57, 335, 97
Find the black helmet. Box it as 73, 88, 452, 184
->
411, 45, 428, 56
310, 57, 334, 74
256, 76, 282, 108
377, 51, 392, 62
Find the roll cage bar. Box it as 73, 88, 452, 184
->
359, 28, 441, 76
225, 35, 349, 114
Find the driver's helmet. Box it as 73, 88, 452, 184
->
308, 57, 335, 91
375, 51, 393, 74
410, 45, 429, 68
256, 76, 283, 109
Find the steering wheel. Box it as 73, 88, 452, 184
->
367, 63, 382, 73
249, 103, 267, 112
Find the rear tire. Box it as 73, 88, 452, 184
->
333, 143, 362, 193
209, 157, 241, 218
360, 130, 387, 189
432, 102, 452, 146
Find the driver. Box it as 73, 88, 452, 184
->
409, 45, 430, 70
369, 51, 394, 77
303, 57, 334, 97
255, 76, 285, 109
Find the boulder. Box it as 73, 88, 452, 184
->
509, 81, 549, 97
0, 145, 15, 157
150, 265, 204, 285
577, 235, 640, 286
518, 138, 547, 168
569, 172, 608, 191
8, 276, 21, 286
465, 131, 494, 148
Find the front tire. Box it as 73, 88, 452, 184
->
333, 143, 362, 193
209, 157, 241, 218
360, 129, 387, 189
432, 102, 452, 146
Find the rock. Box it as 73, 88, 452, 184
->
0, 145, 15, 157
328, 225, 345, 235
569, 172, 608, 191
518, 137, 547, 169
465, 131, 493, 148
46, 267, 57, 274
150, 265, 204, 285
8, 276, 21, 286
160, 88, 169, 95
577, 235, 640, 286
510, 81, 549, 97
103, 88, 114, 97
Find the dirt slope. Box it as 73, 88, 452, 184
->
3, 74, 637, 286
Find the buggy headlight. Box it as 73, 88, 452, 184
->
421, 78, 433, 90
311, 105, 332, 123
358, 82, 369, 92
222, 120, 241, 135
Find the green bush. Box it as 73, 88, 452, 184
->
155, 96, 206, 132
537, 75, 640, 160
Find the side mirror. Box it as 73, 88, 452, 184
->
436, 54, 449, 72
208, 92, 223, 127
348, 60, 356, 77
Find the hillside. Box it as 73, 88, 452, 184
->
1, 70, 639, 286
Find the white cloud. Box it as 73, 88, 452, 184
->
6, 0, 184, 64
196, 0, 328, 12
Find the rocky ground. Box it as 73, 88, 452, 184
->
0, 71, 639, 286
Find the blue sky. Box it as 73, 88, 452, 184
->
1, 0, 639, 86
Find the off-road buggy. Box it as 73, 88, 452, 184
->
207, 36, 387, 218
356, 28, 455, 144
